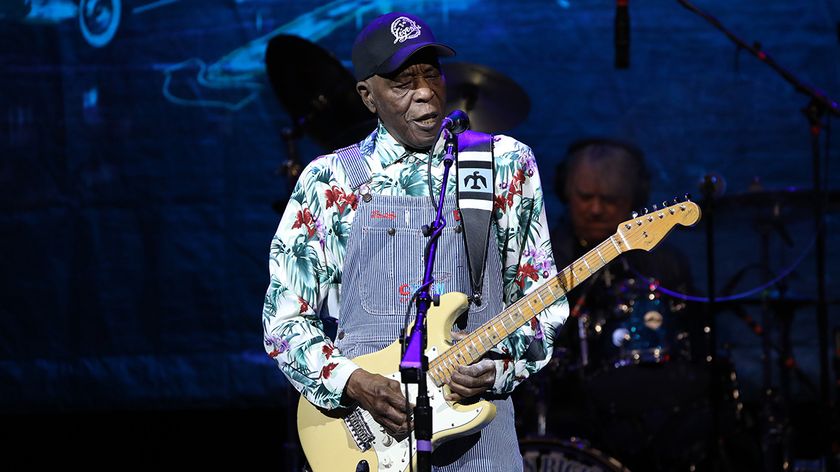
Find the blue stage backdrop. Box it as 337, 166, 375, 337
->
1, 0, 838, 412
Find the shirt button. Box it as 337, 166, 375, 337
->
387, 227, 396, 236
454, 225, 463, 233
337, 330, 345, 340
363, 193, 372, 202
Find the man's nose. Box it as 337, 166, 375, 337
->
589, 198, 604, 215
412, 78, 435, 101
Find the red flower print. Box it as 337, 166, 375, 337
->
508, 168, 525, 196
322, 344, 335, 359
501, 346, 513, 370
515, 263, 539, 289
325, 187, 340, 209
321, 362, 338, 379
268, 349, 280, 358
345, 192, 359, 211
292, 208, 316, 237
494, 194, 507, 213
298, 296, 310, 314
326, 186, 357, 213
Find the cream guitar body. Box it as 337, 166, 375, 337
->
297, 200, 702, 472
297, 292, 494, 472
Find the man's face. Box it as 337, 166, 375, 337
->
567, 159, 635, 246
356, 51, 446, 151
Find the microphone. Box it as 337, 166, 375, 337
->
441, 109, 470, 134
615, 0, 630, 69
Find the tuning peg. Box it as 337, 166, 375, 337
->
684, 193, 692, 201
631, 211, 639, 219
662, 200, 668, 208
642, 207, 649, 215
673, 197, 679, 204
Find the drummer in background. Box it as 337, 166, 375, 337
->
552, 137, 694, 296
546, 137, 701, 470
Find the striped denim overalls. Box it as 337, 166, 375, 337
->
334, 146, 523, 472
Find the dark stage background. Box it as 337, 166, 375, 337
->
1, 0, 838, 468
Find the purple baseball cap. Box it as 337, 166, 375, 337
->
351, 12, 456, 81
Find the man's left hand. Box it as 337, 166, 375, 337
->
445, 359, 496, 402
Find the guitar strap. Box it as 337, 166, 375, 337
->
453, 131, 495, 306
335, 131, 495, 306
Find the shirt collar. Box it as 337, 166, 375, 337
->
370, 122, 446, 169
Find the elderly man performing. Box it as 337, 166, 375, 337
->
262, 12, 567, 472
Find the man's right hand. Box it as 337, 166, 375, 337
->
345, 369, 412, 437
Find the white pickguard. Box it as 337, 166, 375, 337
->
355, 345, 483, 472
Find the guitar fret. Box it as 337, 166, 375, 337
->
493, 325, 504, 344
451, 349, 462, 368
595, 247, 607, 264
463, 348, 475, 364
429, 368, 442, 386
581, 257, 593, 275
608, 236, 620, 254
470, 338, 481, 355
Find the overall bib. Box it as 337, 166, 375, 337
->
334, 149, 522, 472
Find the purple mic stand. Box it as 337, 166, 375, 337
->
399, 129, 458, 472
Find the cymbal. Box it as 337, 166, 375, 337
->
265, 35, 375, 151
442, 62, 530, 134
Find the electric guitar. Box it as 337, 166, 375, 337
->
297, 200, 701, 472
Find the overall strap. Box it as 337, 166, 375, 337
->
455, 130, 495, 305
334, 143, 372, 190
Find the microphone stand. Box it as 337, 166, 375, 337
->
677, 0, 840, 466
399, 129, 458, 472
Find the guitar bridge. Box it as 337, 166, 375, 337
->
344, 407, 375, 452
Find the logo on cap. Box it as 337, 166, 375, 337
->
390, 16, 422, 44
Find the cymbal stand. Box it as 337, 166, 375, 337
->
272, 122, 304, 215
756, 215, 792, 472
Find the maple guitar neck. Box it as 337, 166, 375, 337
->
426, 200, 701, 387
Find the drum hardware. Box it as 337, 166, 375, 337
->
265, 34, 378, 215
679, 1, 839, 468
441, 62, 531, 134
520, 437, 631, 472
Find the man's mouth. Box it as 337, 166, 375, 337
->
412, 113, 439, 130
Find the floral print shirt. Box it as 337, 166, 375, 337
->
263, 123, 569, 409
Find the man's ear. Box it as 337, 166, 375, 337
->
356, 80, 377, 114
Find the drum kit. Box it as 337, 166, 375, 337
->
514, 186, 839, 471
265, 34, 837, 472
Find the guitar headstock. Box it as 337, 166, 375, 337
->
615, 198, 701, 252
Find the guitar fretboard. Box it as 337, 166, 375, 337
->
427, 234, 629, 387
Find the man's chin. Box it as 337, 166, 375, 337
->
404, 133, 438, 152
